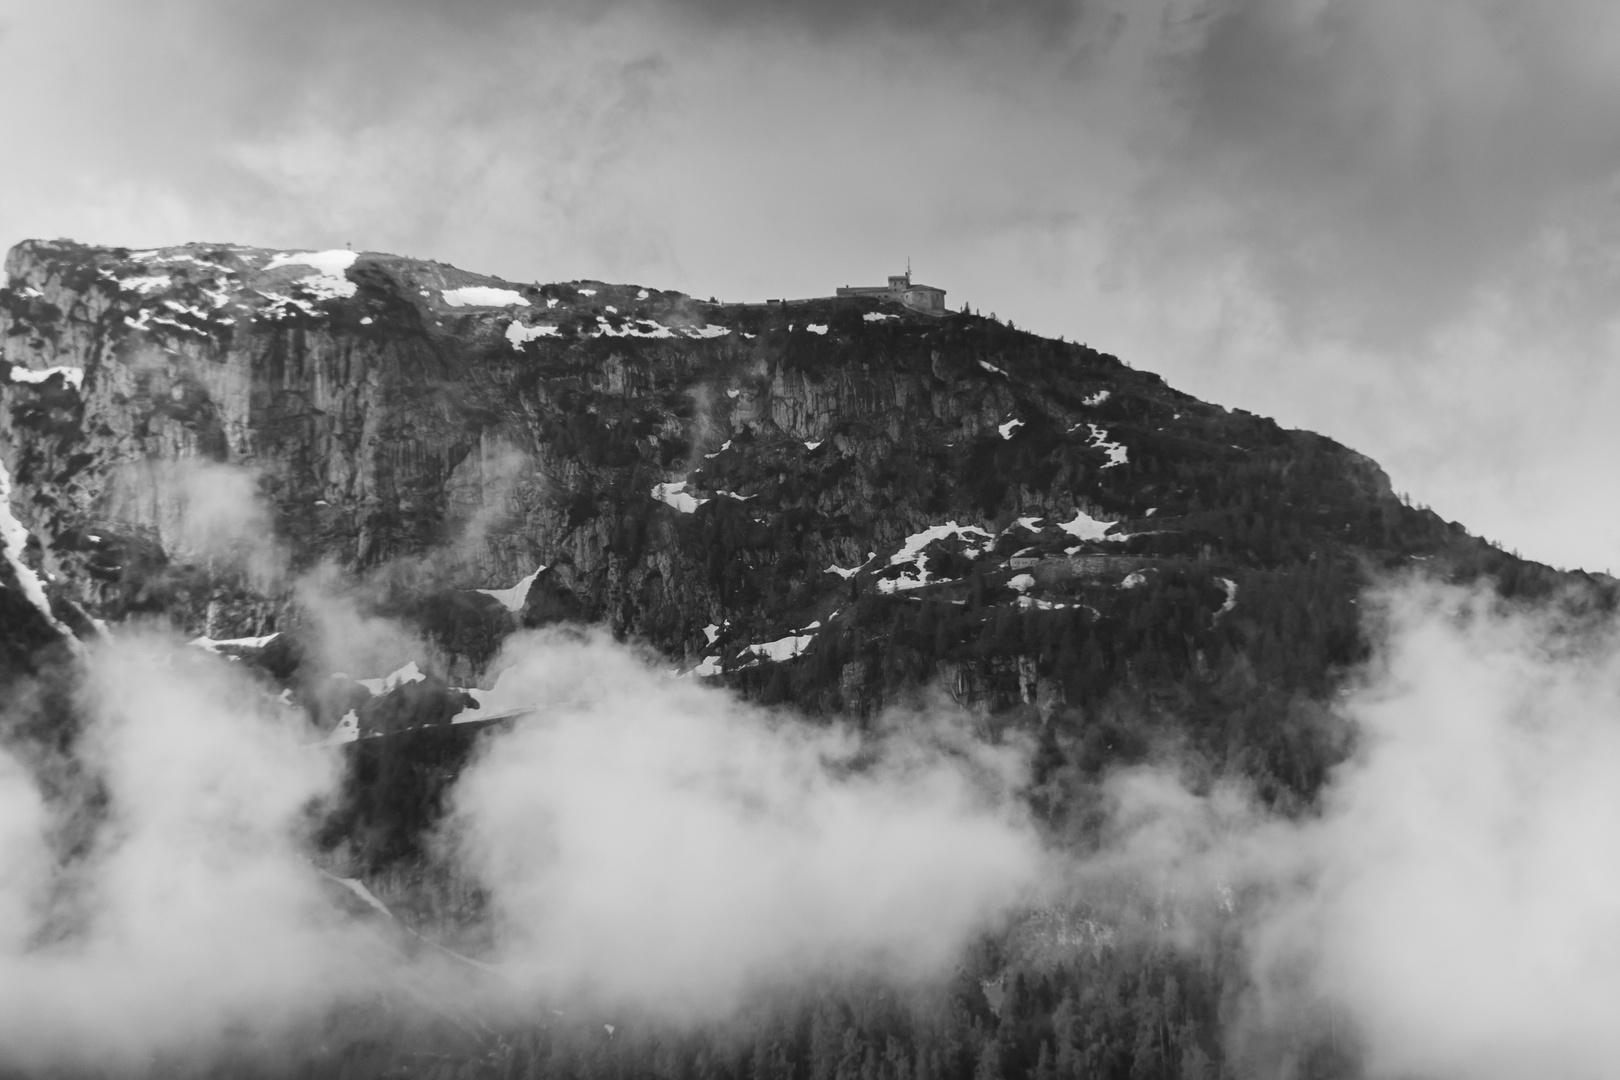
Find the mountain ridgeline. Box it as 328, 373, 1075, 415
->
0, 240, 1603, 1080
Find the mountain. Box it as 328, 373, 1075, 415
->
0, 239, 1601, 1079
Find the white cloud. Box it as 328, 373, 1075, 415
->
446, 627, 1045, 1016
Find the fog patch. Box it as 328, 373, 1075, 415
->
104, 458, 288, 589
445, 626, 1048, 1018
1079, 578, 1620, 1078
0, 634, 387, 1071
1236, 579, 1620, 1079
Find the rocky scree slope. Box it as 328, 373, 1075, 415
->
0, 239, 1590, 811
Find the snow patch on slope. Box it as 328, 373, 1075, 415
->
825, 553, 876, 579
119, 274, 171, 294
652, 481, 708, 514
506, 321, 561, 348
8, 365, 83, 390
1087, 424, 1128, 468
595, 317, 674, 339
879, 523, 995, 593
741, 623, 820, 665
263, 250, 358, 300
190, 633, 281, 655
477, 567, 546, 613
356, 662, 426, 696
1058, 508, 1126, 543
443, 286, 529, 308
322, 710, 360, 746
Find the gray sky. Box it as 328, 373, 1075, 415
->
5, 0, 1619, 572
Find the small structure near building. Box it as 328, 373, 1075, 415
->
836, 270, 947, 315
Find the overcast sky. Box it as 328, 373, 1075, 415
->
4, 0, 1619, 572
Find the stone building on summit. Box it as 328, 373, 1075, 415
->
836, 270, 947, 314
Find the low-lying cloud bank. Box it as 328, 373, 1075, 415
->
448, 628, 1044, 1016
1242, 581, 1620, 1079
1, 576, 1618, 1075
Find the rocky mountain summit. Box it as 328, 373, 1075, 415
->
1, 239, 1577, 750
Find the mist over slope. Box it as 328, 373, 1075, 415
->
0, 240, 1615, 1079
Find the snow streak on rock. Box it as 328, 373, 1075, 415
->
0, 459, 73, 642
190, 633, 281, 654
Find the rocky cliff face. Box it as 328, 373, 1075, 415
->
0, 239, 1561, 735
